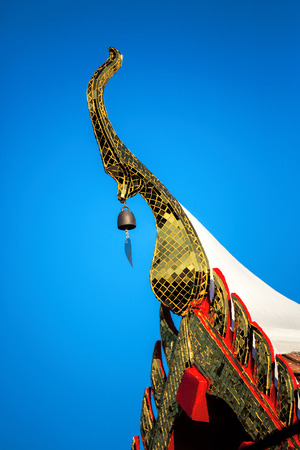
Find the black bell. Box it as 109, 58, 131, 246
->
117, 205, 136, 230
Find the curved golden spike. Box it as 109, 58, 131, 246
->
87, 47, 210, 315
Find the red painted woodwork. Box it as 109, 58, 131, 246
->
132, 435, 140, 449
238, 442, 254, 449
176, 366, 211, 422
167, 432, 175, 450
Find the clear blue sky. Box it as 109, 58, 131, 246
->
1, 1, 299, 448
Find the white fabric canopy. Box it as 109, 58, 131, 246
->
183, 206, 300, 354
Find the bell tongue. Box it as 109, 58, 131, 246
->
125, 235, 133, 267
117, 204, 135, 267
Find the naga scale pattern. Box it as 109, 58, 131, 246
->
87, 48, 300, 449
87, 47, 209, 316
137, 289, 299, 449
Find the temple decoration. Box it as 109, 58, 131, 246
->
87, 48, 300, 449
117, 204, 136, 266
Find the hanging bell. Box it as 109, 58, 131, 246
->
117, 205, 136, 230
117, 204, 136, 267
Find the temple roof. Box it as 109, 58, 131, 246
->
183, 206, 300, 355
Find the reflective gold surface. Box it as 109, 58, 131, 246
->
87, 49, 300, 450
231, 294, 251, 366
208, 271, 229, 337
87, 48, 209, 315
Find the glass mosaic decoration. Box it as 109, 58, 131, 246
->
87, 48, 300, 450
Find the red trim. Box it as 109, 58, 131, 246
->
238, 442, 254, 449
132, 436, 140, 449
167, 432, 175, 450
213, 268, 233, 346
252, 322, 275, 363
231, 292, 252, 323
276, 354, 298, 392
198, 295, 210, 315
193, 309, 284, 430
230, 293, 253, 375
191, 270, 299, 443
145, 387, 155, 422
276, 352, 300, 434
213, 268, 230, 300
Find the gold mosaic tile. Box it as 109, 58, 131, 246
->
276, 355, 296, 427
208, 271, 229, 337
87, 47, 210, 316
252, 325, 273, 395
150, 341, 167, 409
88, 48, 300, 450
231, 294, 251, 365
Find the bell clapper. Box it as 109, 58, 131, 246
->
117, 203, 136, 267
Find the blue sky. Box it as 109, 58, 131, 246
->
1, 1, 299, 448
